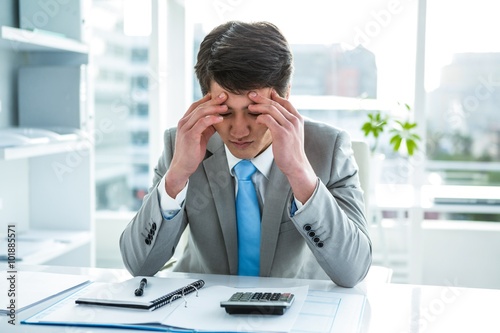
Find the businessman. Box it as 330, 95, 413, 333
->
120, 21, 372, 287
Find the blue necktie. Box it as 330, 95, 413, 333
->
233, 160, 261, 276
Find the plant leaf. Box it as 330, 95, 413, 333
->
406, 139, 418, 155
390, 134, 402, 152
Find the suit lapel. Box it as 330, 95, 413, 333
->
203, 135, 238, 274
260, 163, 292, 276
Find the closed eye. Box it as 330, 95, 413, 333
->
248, 112, 262, 117
218, 112, 232, 118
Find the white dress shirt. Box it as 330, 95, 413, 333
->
157, 144, 303, 219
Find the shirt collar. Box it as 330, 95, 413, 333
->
225, 144, 274, 179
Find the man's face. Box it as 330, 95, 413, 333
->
210, 81, 273, 160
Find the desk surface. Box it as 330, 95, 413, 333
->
2, 265, 500, 333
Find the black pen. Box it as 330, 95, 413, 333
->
135, 278, 147, 296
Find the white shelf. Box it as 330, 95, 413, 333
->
1, 229, 92, 265
0, 26, 88, 54
423, 203, 500, 214
0, 1, 94, 268
0, 139, 90, 160
374, 184, 500, 213
291, 95, 399, 111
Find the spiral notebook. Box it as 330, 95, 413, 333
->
74, 276, 204, 311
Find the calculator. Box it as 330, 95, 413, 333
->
220, 292, 295, 315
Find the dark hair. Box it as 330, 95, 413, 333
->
194, 21, 293, 97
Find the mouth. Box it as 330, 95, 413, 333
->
230, 140, 253, 149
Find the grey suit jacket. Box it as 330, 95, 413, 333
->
120, 119, 372, 287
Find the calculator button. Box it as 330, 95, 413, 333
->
270, 293, 281, 301
230, 292, 243, 301
240, 292, 253, 301
260, 293, 272, 301
251, 292, 263, 301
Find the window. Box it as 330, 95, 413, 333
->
91, 1, 151, 211
424, 0, 500, 221
190, 0, 418, 182
425, 0, 500, 179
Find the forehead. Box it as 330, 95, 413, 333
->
209, 81, 272, 99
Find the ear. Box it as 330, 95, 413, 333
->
284, 85, 291, 99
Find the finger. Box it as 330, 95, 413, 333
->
180, 93, 228, 129
251, 103, 290, 127
270, 89, 301, 118
191, 115, 223, 137
255, 113, 281, 131
184, 93, 212, 117
178, 94, 212, 128
187, 93, 227, 123
248, 91, 296, 127
267, 89, 303, 128
181, 109, 225, 135
182, 92, 227, 121
248, 91, 295, 119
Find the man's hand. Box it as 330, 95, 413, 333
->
165, 93, 228, 198
248, 90, 318, 204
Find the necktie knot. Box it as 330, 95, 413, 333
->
234, 160, 257, 181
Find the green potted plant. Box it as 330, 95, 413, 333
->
361, 103, 421, 156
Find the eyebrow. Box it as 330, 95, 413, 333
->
223, 103, 254, 111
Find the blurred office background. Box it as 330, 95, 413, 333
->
92, 0, 500, 288
1, 0, 499, 289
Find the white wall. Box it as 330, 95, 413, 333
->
94, 212, 133, 269
421, 221, 500, 289
95, 212, 188, 269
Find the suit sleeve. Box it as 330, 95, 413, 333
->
119, 128, 188, 276
290, 130, 372, 287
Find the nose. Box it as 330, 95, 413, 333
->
229, 113, 251, 139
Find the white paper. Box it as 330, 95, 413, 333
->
292, 290, 365, 333
0, 271, 89, 314
163, 285, 308, 332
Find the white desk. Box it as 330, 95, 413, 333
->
2, 265, 500, 332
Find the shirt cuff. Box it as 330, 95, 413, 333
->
290, 197, 304, 216
290, 178, 319, 217
157, 174, 188, 220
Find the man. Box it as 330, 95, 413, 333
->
120, 21, 372, 287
